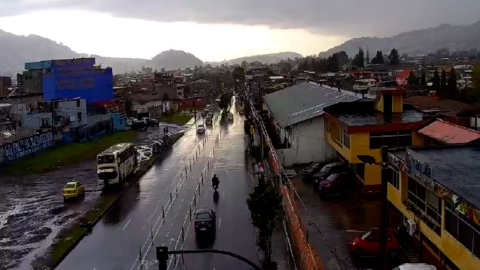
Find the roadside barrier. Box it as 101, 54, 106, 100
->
269, 153, 324, 270
246, 91, 324, 270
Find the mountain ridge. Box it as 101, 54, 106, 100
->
0, 29, 301, 75
318, 20, 480, 58
207, 52, 303, 65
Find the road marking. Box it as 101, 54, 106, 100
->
218, 219, 222, 228
166, 232, 169, 237
222, 190, 225, 196
171, 222, 174, 226
122, 219, 131, 231
346, 230, 366, 233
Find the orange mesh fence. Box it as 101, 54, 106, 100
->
281, 185, 324, 270
267, 151, 324, 270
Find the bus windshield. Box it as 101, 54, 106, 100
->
98, 155, 115, 164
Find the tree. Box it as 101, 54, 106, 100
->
160, 68, 166, 72
421, 72, 427, 88
388, 48, 400, 65
448, 68, 458, 98
366, 50, 370, 65
125, 97, 133, 117
337, 51, 349, 68
280, 62, 292, 74
353, 47, 365, 68
432, 70, 440, 91
371, 51, 385, 64
441, 69, 447, 94
473, 64, 480, 90
407, 71, 418, 86
232, 66, 245, 82
247, 185, 281, 267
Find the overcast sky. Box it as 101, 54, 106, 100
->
0, 0, 479, 61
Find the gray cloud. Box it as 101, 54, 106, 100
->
2, 0, 480, 37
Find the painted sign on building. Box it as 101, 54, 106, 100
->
405, 149, 434, 189
0, 132, 54, 163
53, 59, 96, 91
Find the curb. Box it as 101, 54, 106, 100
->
51, 132, 185, 269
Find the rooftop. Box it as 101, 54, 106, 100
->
263, 82, 361, 128
325, 100, 424, 127
100, 143, 133, 155
391, 144, 480, 210
404, 96, 476, 118
418, 119, 480, 144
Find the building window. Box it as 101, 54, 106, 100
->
343, 130, 350, 149
408, 178, 441, 235
77, 112, 82, 122
445, 205, 480, 259
386, 168, 400, 189
354, 163, 365, 180
331, 125, 340, 142
369, 130, 412, 149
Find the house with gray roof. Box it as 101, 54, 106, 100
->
263, 82, 363, 165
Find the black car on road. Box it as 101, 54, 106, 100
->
302, 162, 323, 180
194, 208, 216, 234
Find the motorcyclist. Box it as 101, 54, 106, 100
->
212, 174, 219, 189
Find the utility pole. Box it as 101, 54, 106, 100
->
379, 145, 389, 270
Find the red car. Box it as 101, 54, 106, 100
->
349, 227, 400, 257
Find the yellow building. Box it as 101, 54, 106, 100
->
324, 89, 429, 192
387, 145, 480, 270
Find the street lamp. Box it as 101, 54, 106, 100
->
357, 145, 389, 270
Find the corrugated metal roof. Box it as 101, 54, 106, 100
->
418, 119, 480, 144
263, 82, 361, 127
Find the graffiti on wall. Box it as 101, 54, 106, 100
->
0, 132, 54, 163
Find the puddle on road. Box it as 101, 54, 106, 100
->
0, 125, 183, 270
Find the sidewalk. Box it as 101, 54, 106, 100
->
245, 133, 293, 270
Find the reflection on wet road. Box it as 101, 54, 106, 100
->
57, 100, 258, 270
291, 176, 382, 270
0, 123, 182, 270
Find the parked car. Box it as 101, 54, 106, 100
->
302, 162, 323, 180
318, 171, 357, 197
312, 162, 349, 187
131, 120, 148, 131
197, 124, 206, 134
393, 263, 436, 270
63, 181, 85, 200
349, 227, 400, 258
147, 118, 159, 127
194, 208, 216, 234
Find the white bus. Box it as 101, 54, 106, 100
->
97, 143, 138, 185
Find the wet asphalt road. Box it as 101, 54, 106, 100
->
56, 100, 258, 270
0, 124, 183, 270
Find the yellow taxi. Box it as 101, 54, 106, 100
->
63, 181, 85, 200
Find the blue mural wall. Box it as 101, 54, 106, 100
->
0, 132, 54, 163
42, 58, 114, 104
